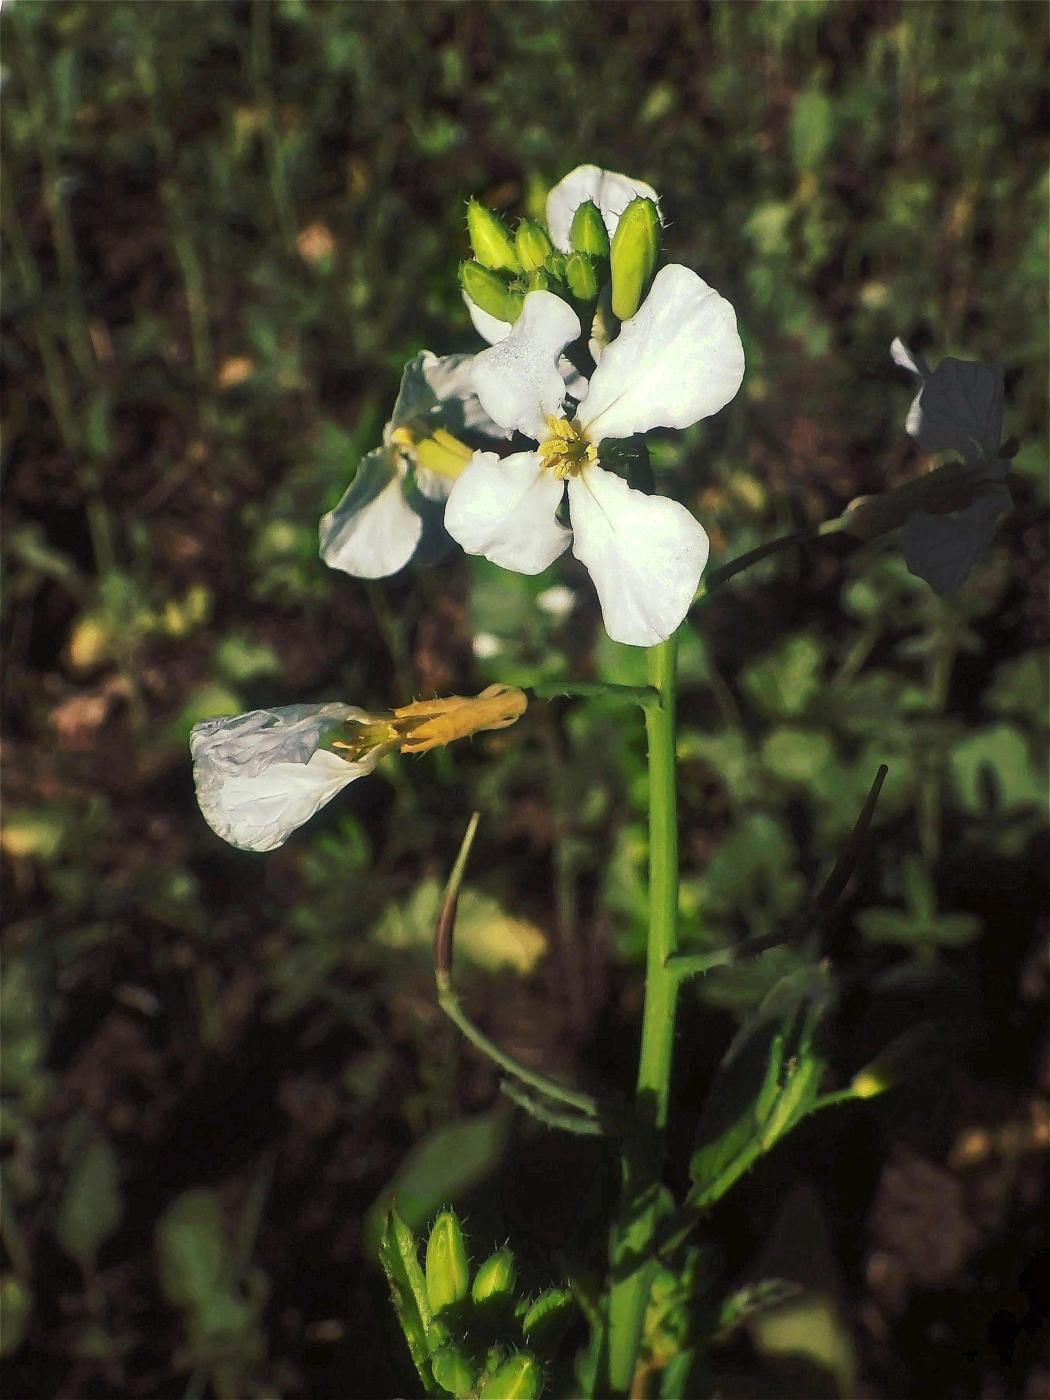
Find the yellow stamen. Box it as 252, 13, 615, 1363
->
390, 424, 474, 480
536, 415, 596, 479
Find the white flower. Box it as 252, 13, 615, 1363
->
545, 163, 661, 254
319, 352, 506, 579
444, 268, 745, 647
890, 337, 1004, 464
892, 338, 1011, 597
191, 703, 383, 852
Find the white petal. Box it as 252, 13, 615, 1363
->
444, 450, 570, 575
901, 486, 1012, 597
568, 466, 709, 647
579, 265, 745, 444
546, 164, 661, 253
905, 357, 1004, 464
389, 350, 507, 439
890, 336, 924, 375
464, 293, 512, 345
190, 703, 379, 852
319, 447, 422, 578
470, 292, 580, 441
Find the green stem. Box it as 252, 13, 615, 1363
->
603, 632, 681, 1396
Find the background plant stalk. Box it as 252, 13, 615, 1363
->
604, 632, 681, 1395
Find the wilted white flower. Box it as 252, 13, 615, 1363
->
191, 703, 385, 852
319, 352, 506, 579
892, 338, 1012, 597
444, 269, 744, 647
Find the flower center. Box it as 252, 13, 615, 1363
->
536, 415, 597, 480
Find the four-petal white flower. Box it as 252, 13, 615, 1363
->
444, 267, 744, 647
320, 351, 506, 579
191, 703, 382, 852
891, 337, 1011, 597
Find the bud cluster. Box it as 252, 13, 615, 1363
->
381, 1204, 576, 1398
460, 192, 662, 333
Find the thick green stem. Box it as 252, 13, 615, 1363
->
603, 633, 681, 1395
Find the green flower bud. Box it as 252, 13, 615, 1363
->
565, 252, 599, 302
610, 197, 661, 320
460, 262, 523, 325
515, 218, 553, 272
432, 1344, 477, 1397
480, 1352, 542, 1400
544, 251, 567, 282
426, 1210, 470, 1315
527, 268, 552, 293
521, 1287, 574, 1348
467, 199, 522, 273
570, 200, 610, 259
472, 1246, 517, 1304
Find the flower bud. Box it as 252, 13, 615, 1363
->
521, 1286, 574, 1347
426, 1210, 470, 1315
610, 196, 661, 320
472, 1246, 517, 1304
565, 252, 599, 302
544, 251, 567, 281
527, 268, 552, 293
467, 199, 522, 273
570, 199, 610, 258
460, 262, 523, 325
480, 1353, 542, 1400
515, 217, 553, 272
432, 1344, 477, 1396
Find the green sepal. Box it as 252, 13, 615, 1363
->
378, 1205, 436, 1394
610, 196, 661, 319
521, 1285, 575, 1349
472, 1246, 517, 1304
467, 199, 522, 273
565, 252, 599, 302
479, 1352, 543, 1399
570, 199, 610, 258
432, 1343, 477, 1396
460, 261, 522, 324
426, 1209, 470, 1315
516, 217, 554, 272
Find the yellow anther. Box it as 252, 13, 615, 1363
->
536, 415, 596, 479
390, 423, 474, 480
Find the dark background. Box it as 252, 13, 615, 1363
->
2, 3, 1047, 1397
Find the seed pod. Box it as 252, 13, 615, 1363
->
472, 1246, 517, 1304
569, 199, 610, 258
425, 1210, 470, 1315
467, 199, 522, 273
479, 1352, 542, 1400
516, 218, 554, 272
609, 197, 661, 320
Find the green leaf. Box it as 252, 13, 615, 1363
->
740, 636, 825, 719
760, 727, 837, 787
155, 1190, 228, 1309
949, 724, 1045, 815
56, 1134, 123, 1266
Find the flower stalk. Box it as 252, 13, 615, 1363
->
604, 630, 682, 1395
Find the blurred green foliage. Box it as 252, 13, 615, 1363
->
1, 1, 1046, 1396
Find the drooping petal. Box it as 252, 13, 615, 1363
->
444, 450, 571, 575
470, 292, 581, 441
389, 350, 507, 439
579, 264, 745, 444
901, 485, 1012, 597
546, 164, 661, 254
891, 338, 1004, 464
319, 447, 422, 578
567, 465, 709, 647
190, 703, 380, 852
464, 293, 513, 346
